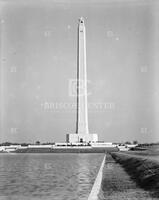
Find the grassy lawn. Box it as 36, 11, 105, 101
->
111, 152, 159, 198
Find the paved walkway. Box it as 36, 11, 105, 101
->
100, 154, 158, 200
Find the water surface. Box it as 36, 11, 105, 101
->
0, 153, 104, 200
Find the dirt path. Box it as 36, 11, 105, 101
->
100, 154, 158, 200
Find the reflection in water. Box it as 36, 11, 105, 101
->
76, 154, 91, 200
0, 153, 104, 200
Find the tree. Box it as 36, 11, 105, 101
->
125, 141, 131, 145
133, 140, 138, 145
35, 141, 40, 145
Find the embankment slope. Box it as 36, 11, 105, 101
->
111, 152, 159, 198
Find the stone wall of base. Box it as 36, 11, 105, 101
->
66, 133, 98, 143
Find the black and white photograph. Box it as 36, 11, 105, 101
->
0, 0, 159, 199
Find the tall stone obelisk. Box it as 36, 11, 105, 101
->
76, 17, 89, 135
66, 17, 98, 143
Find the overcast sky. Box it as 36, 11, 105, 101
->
0, 0, 159, 143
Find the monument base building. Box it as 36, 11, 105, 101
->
66, 133, 98, 143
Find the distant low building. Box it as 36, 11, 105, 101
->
28, 145, 53, 148
91, 142, 116, 148
1, 145, 21, 152
117, 145, 129, 151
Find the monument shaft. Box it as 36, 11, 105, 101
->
76, 17, 89, 134
66, 18, 98, 143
